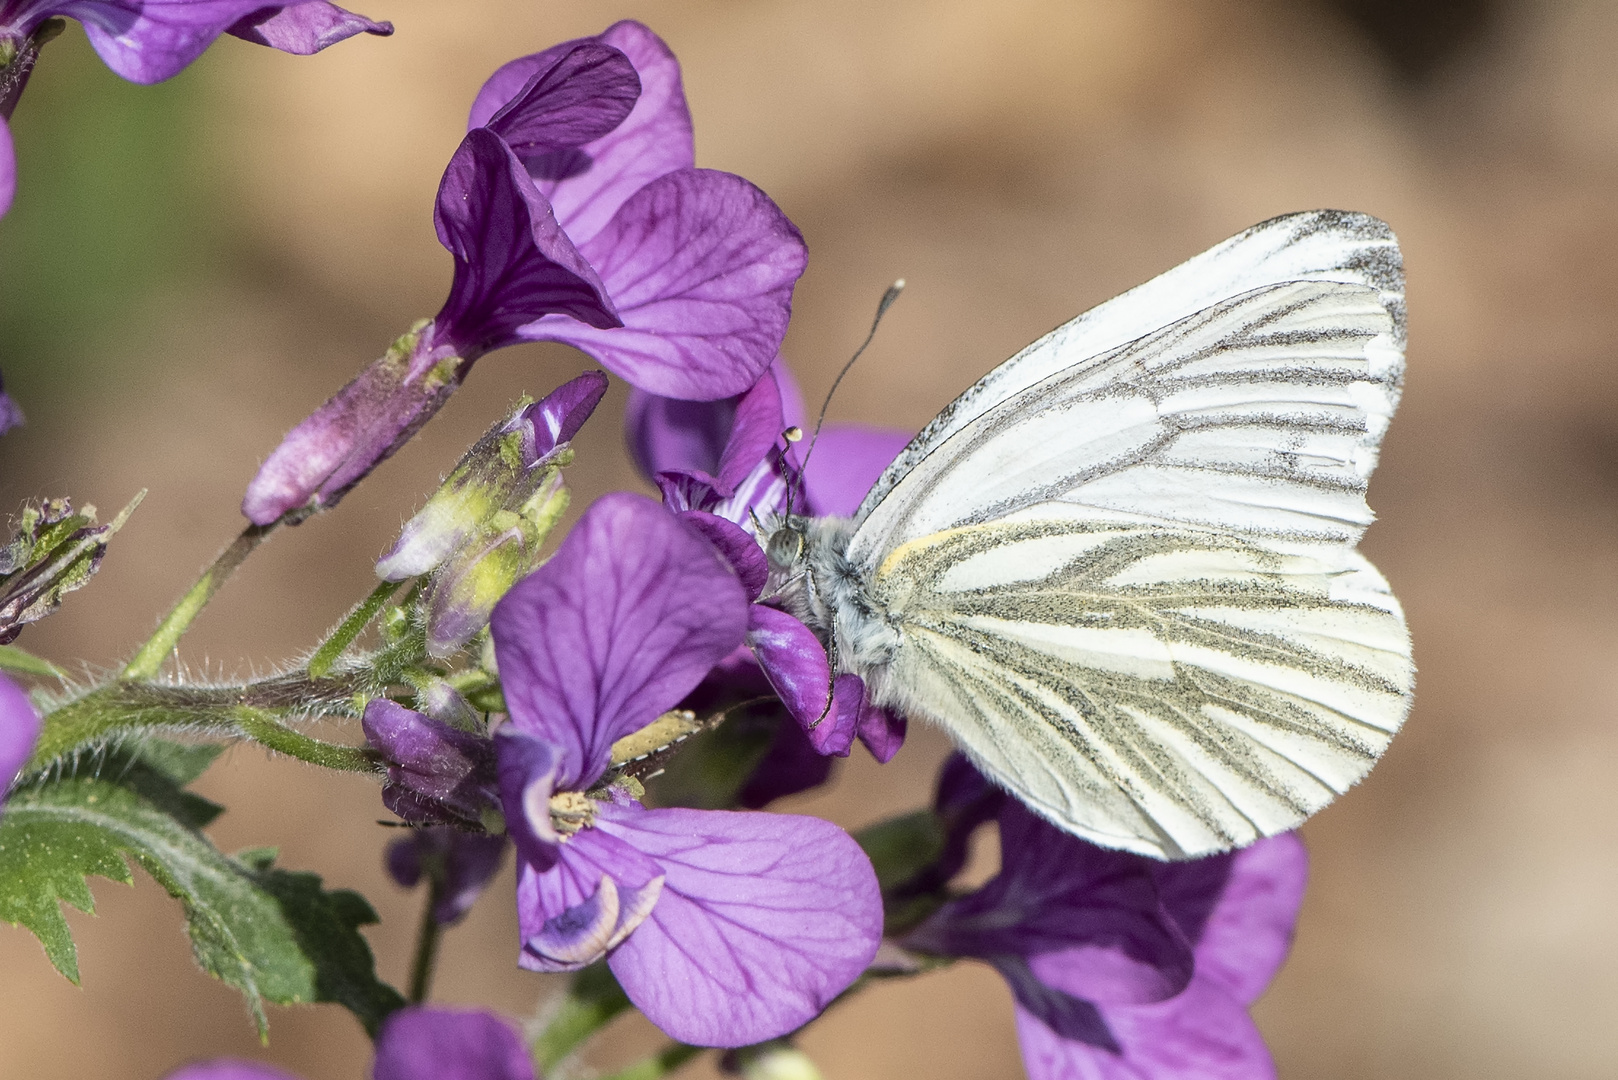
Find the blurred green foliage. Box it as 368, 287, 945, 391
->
0, 24, 216, 399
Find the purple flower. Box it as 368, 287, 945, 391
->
0, 2, 389, 82
163, 1005, 534, 1080
386, 826, 506, 926
904, 760, 1307, 1080
470, 22, 805, 400
1, 671, 40, 801
242, 24, 805, 526
491, 493, 882, 1047
630, 362, 912, 762
0, 4, 388, 216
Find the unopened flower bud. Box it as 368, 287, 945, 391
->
376, 371, 606, 581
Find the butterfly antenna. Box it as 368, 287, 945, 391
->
788, 279, 905, 513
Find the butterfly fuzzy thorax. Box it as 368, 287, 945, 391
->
786, 210, 1414, 861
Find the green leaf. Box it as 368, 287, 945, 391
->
0, 742, 403, 1038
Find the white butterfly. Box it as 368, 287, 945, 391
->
768, 210, 1413, 860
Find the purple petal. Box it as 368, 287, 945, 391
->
524, 369, 608, 458
373, 1006, 536, 1080
163, 1063, 303, 1080
598, 803, 882, 1047
227, 3, 392, 54
433, 129, 619, 358
905, 802, 1194, 1006
514, 824, 664, 972
76, 2, 389, 85
802, 424, 911, 518
241, 333, 463, 524
362, 700, 496, 826
484, 43, 640, 157
745, 606, 838, 749
470, 22, 694, 247
679, 511, 768, 599
736, 711, 834, 809
493, 727, 563, 873
856, 699, 906, 764
491, 493, 750, 790
1152, 834, 1307, 1005
715, 372, 785, 492
1014, 978, 1275, 1080
625, 357, 801, 482
385, 827, 507, 926
519, 169, 806, 400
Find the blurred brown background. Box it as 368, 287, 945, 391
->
2, 0, 1616, 1076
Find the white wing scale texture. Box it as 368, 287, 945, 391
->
824, 211, 1413, 859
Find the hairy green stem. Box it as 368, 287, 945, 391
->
599, 1043, 702, 1080
230, 708, 380, 773
407, 882, 443, 1004
531, 962, 634, 1072
26, 674, 367, 771
122, 523, 277, 680
0, 643, 64, 679
308, 579, 403, 679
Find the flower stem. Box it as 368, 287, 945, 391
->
231, 707, 380, 773
308, 578, 403, 678
122, 522, 277, 681
599, 1043, 702, 1080
530, 962, 633, 1072
407, 881, 443, 1003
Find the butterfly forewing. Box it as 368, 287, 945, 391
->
834, 232, 1412, 858
856, 210, 1404, 523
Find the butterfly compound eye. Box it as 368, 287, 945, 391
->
766, 526, 805, 568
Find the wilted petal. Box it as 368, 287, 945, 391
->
373, 1006, 536, 1080
1013, 978, 1275, 1080
227, 3, 392, 54
679, 511, 767, 599
78, 2, 390, 85
483, 43, 640, 157
492, 493, 750, 789
514, 824, 664, 972
745, 606, 836, 748
434, 129, 619, 358
598, 803, 882, 1047
385, 827, 507, 926
1152, 834, 1307, 1006
906, 802, 1194, 1006
520, 169, 806, 400
163, 1062, 303, 1080
802, 425, 911, 518
363, 700, 496, 826
470, 21, 694, 247
1, 673, 41, 795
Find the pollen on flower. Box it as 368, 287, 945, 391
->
548, 790, 596, 836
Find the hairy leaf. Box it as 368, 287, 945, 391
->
0, 742, 403, 1037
